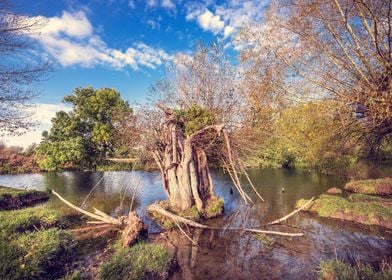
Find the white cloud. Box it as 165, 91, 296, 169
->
147, 0, 157, 8
224, 26, 235, 38
40, 11, 93, 38
146, 0, 176, 9
128, 0, 136, 9
161, 0, 175, 9
147, 19, 160, 30
186, 1, 269, 40
1, 104, 71, 148
31, 11, 172, 70
197, 9, 224, 34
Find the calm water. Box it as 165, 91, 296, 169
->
0, 167, 391, 279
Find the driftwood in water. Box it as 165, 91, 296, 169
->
267, 197, 315, 225
52, 190, 120, 225
148, 204, 303, 237
52, 190, 147, 247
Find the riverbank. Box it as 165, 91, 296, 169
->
296, 178, 392, 229
0, 186, 49, 210
0, 186, 175, 279
0, 169, 391, 279
0, 159, 158, 175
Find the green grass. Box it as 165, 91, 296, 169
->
179, 205, 202, 221
296, 195, 392, 228
148, 198, 224, 229
349, 193, 391, 204
98, 242, 173, 280
345, 178, 392, 195
0, 206, 74, 279
148, 201, 201, 230
319, 259, 392, 280
0, 186, 49, 210
0, 228, 73, 280
0, 207, 65, 237
204, 198, 224, 219
61, 269, 86, 280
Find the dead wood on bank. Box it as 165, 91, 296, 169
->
52, 190, 147, 247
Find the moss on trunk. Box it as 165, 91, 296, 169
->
148, 198, 223, 230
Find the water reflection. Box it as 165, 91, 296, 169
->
0, 167, 391, 279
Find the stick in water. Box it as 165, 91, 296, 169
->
267, 197, 315, 225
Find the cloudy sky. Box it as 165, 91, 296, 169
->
3, 0, 268, 147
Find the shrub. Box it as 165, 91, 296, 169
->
0, 144, 40, 174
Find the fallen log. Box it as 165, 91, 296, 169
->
52, 190, 147, 247
148, 204, 304, 237
121, 211, 148, 247
52, 190, 120, 225
267, 197, 315, 225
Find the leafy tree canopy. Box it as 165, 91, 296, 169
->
37, 87, 132, 171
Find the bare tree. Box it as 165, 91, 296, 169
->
144, 44, 263, 212
239, 0, 392, 158
0, 1, 49, 135
152, 43, 242, 125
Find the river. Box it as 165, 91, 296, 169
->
0, 167, 391, 279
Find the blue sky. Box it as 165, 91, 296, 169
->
4, 0, 268, 146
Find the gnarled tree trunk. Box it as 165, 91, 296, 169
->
152, 109, 223, 211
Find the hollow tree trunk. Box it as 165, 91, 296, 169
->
152, 111, 221, 211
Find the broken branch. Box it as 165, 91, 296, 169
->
267, 197, 315, 225
52, 190, 120, 225
149, 204, 304, 237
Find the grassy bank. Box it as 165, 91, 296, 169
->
0, 186, 49, 210
98, 242, 174, 280
345, 178, 392, 196
319, 259, 392, 280
0, 207, 73, 279
296, 194, 392, 229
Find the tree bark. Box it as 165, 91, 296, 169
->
152, 114, 221, 211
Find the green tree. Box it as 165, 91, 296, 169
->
249, 101, 360, 173
37, 87, 132, 171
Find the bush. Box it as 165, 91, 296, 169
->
0, 144, 40, 174
247, 102, 361, 173
98, 242, 173, 280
